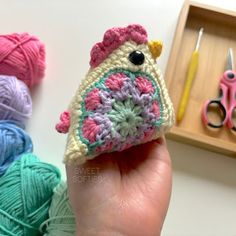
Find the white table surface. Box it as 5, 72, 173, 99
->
1, 0, 236, 235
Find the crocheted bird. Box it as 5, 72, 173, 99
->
56, 24, 175, 165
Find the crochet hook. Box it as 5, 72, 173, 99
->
177, 27, 204, 123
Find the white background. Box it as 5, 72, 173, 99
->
0, 0, 236, 235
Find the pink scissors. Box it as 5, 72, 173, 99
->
202, 48, 236, 131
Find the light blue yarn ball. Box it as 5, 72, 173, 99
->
0, 120, 33, 176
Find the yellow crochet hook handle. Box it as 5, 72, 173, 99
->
177, 51, 199, 122
177, 28, 204, 123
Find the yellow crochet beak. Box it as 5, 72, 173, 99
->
148, 40, 163, 60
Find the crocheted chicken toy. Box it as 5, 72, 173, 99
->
56, 24, 175, 165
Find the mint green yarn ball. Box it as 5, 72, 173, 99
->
0, 153, 61, 236
40, 182, 76, 236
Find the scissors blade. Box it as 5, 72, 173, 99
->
226, 48, 234, 71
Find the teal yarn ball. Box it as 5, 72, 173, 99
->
0, 120, 33, 176
40, 182, 76, 236
0, 153, 61, 236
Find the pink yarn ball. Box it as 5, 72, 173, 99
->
0, 33, 46, 87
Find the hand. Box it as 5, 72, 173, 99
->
66, 137, 172, 236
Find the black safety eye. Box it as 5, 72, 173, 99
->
128, 50, 145, 65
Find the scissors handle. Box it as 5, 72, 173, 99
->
202, 99, 227, 128
227, 106, 236, 131
222, 70, 236, 131
226, 81, 236, 131
202, 70, 236, 130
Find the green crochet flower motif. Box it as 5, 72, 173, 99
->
107, 99, 143, 141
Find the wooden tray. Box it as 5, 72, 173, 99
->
165, 0, 236, 156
